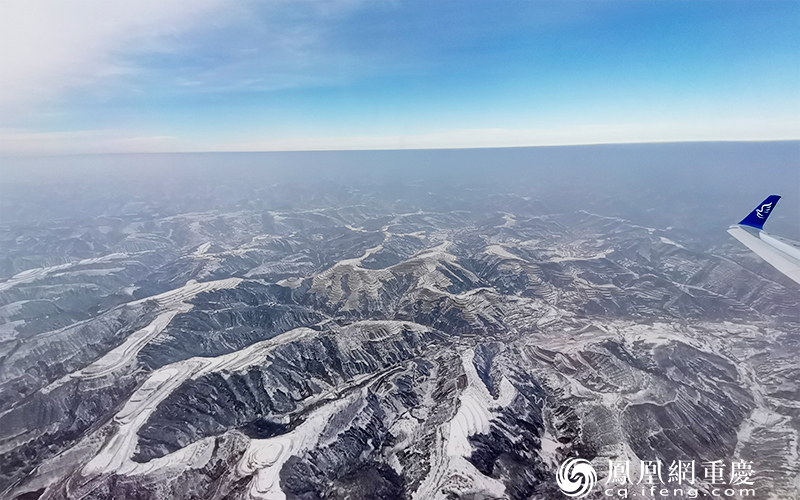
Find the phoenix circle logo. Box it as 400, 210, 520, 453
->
556, 458, 597, 498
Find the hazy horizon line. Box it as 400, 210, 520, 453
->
2, 138, 799, 160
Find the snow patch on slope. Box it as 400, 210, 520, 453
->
41, 277, 244, 394
237, 396, 355, 500
82, 326, 319, 478
447, 349, 516, 457
193, 241, 212, 256
73, 310, 183, 380
659, 236, 685, 249
131, 277, 242, 308
0, 253, 130, 292
484, 244, 520, 261
415, 348, 517, 499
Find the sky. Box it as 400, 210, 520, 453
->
0, 0, 798, 155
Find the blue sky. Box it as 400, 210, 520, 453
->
0, 0, 798, 154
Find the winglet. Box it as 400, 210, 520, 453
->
739, 195, 781, 230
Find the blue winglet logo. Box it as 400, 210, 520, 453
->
755, 202, 773, 219
740, 195, 781, 230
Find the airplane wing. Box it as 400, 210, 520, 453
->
728, 195, 800, 285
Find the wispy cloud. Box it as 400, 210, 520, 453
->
0, 0, 379, 121
0, 0, 233, 117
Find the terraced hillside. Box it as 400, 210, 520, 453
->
0, 182, 798, 500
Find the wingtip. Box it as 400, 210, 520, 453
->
738, 195, 781, 230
